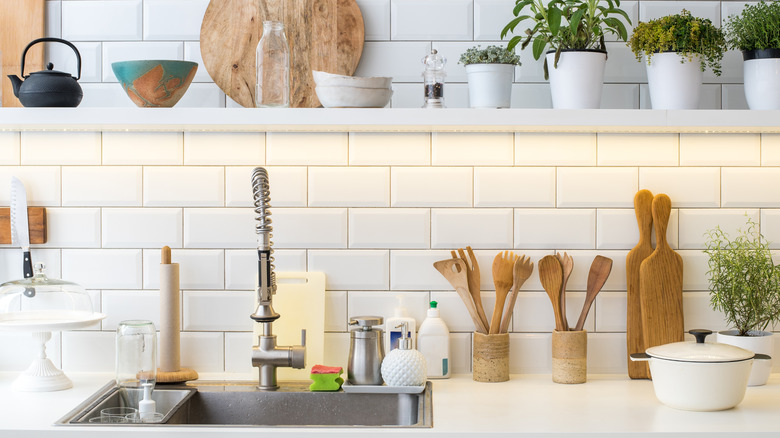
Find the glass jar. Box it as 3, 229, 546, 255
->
256, 21, 290, 108
422, 49, 446, 108
116, 320, 157, 391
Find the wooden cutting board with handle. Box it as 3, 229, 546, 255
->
0, 0, 45, 107
253, 271, 326, 380
639, 193, 684, 374
200, 0, 364, 108
626, 190, 653, 379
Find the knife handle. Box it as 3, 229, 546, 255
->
23, 251, 33, 278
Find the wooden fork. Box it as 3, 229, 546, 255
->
490, 250, 518, 334
452, 247, 490, 331
499, 255, 534, 334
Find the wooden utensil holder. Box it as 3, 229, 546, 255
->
552, 329, 587, 384
472, 332, 509, 382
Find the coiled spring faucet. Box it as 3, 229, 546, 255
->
249, 167, 306, 390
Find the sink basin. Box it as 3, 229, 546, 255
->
56, 380, 432, 428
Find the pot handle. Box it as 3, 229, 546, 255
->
754, 353, 772, 361
630, 353, 651, 362
20, 37, 82, 80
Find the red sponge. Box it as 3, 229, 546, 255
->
311, 365, 342, 374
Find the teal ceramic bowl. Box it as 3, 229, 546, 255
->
112, 60, 198, 108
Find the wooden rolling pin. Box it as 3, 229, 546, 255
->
157, 246, 198, 383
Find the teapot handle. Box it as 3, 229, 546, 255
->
20, 37, 82, 80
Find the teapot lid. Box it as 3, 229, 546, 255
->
27, 63, 75, 78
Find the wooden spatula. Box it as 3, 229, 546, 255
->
639, 194, 684, 357
626, 189, 654, 379
490, 251, 518, 334
539, 255, 565, 331
453, 247, 490, 332
574, 255, 613, 331
434, 258, 489, 334
499, 255, 534, 334
556, 252, 573, 331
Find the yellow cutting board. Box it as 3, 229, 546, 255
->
0, 0, 45, 107
253, 271, 326, 381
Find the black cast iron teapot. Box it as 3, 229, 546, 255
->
8, 38, 83, 107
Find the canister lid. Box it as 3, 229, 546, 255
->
646, 329, 755, 363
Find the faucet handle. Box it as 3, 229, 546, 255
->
301, 329, 306, 347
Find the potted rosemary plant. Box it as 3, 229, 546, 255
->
704, 218, 780, 386
459, 45, 521, 108
628, 10, 725, 109
501, 0, 630, 109
724, 1, 780, 110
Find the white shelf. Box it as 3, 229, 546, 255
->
1, 107, 779, 133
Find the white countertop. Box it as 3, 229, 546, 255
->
2, 372, 780, 437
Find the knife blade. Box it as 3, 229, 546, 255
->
10, 177, 33, 279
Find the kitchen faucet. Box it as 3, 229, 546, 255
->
249, 167, 305, 390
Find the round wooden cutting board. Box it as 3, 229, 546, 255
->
200, 0, 364, 108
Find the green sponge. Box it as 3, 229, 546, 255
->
309, 365, 344, 391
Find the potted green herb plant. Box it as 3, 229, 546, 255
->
459, 45, 521, 108
704, 218, 780, 386
724, 1, 780, 110
628, 10, 725, 109
501, 0, 631, 109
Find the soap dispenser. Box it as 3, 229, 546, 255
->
381, 322, 427, 386
138, 382, 156, 421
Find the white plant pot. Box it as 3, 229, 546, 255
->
465, 64, 514, 108
645, 52, 703, 109
743, 50, 780, 110
716, 330, 773, 386
545, 50, 606, 109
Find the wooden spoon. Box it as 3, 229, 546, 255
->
499, 255, 534, 334
574, 255, 613, 331
489, 251, 518, 334
452, 246, 490, 332
556, 252, 573, 331
539, 255, 565, 331
434, 258, 489, 334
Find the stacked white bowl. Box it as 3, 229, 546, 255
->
312, 70, 393, 108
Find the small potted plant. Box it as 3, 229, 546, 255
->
628, 10, 725, 109
724, 1, 780, 110
459, 45, 521, 108
501, 0, 631, 109
704, 217, 780, 386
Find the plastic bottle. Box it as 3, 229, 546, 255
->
417, 301, 451, 378
138, 382, 157, 421
384, 295, 417, 354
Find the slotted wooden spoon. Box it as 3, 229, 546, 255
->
574, 255, 613, 331
556, 252, 573, 331
539, 255, 565, 331
434, 258, 489, 334
452, 246, 489, 332
499, 255, 534, 334
489, 251, 518, 334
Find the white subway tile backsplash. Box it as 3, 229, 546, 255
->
47, 41, 101, 83
557, 167, 638, 208
722, 168, 780, 207
183, 42, 212, 83
597, 209, 639, 250
391, 167, 472, 207
639, 167, 720, 207
761, 210, 780, 250
224, 332, 254, 374
266, 133, 348, 165
597, 134, 678, 166
62, 166, 142, 207
144, 167, 224, 207
184, 132, 264, 165
323, 333, 350, 372
430, 291, 496, 333
678, 209, 759, 249
680, 134, 760, 166
225, 166, 307, 207
430, 42, 485, 84
432, 133, 513, 165
102, 42, 184, 82
61, 331, 115, 372
601, 83, 640, 110
639, 1, 720, 23
0, 249, 60, 284
143, 249, 224, 290
308, 167, 389, 207
684, 291, 728, 331
509, 333, 552, 374
80, 83, 135, 107
44, 208, 101, 248
274, 208, 348, 248
603, 43, 647, 84
356, 0, 391, 41
184, 209, 254, 248
391, 0, 473, 40
180, 332, 224, 372
515, 209, 596, 249
0, 332, 61, 371
474, 167, 555, 207
588, 333, 627, 374
143, 0, 209, 40
390, 250, 456, 291
0, 166, 61, 206
449, 333, 472, 373
0, 133, 20, 165
325, 291, 348, 332
515, 133, 597, 166
722, 84, 749, 110
62, 249, 142, 289
354, 42, 431, 82
224, 250, 307, 290
62, 0, 142, 41
102, 132, 183, 165
175, 83, 225, 108
431, 209, 513, 249
680, 249, 710, 291
762, 134, 780, 166
509, 292, 560, 332
349, 209, 430, 249
594, 292, 626, 332
349, 133, 430, 165
184, 291, 254, 331
45, 1, 62, 39
474, 0, 515, 41
102, 290, 161, 330
389, 83, 424, 108
562, 250, 627, 292
102, 208, 182, 248
309, 250, 389, 290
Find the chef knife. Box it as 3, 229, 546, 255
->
10, 177, 33, 279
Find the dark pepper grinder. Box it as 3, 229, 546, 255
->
422, 49, 446, 108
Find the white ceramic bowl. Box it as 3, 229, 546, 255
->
312, 70, 392, 89
315, 86, 392, 108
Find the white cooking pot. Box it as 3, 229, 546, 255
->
631, 329, 771, 411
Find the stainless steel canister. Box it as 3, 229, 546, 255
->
347, 316, 385, 385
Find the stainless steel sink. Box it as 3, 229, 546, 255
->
56, 380, 432, 428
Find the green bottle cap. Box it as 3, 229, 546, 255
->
430, 301, 438, 308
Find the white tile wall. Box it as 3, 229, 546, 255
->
431, 209, 513, 249
639, 167, 720, 207
597, 134, 678, 166
557, 167, 638, 208
474, 167, 555, 207
184, 209, 254, 248
102, 132, 183, 165
62, 0, 143, 41
514, 209, 597, 249
143, 0, 210, 41
102, 208, 183, 248
44, 208, 101, 248
62, 166, 142, 207
679, 134, 760, 166
349, 133, 431, 165
515, 133, 597, 166
62, 249, 143, 289
391, 167, 472, 207
349, 209, 430, 249
0, 166, 61, 206
391, 0, 473, 41
0, 133, 20, 165
143, 249, 225, 290
183, 291, 254, 331
144, 167, 224, 207
183, 132, 264, 166
356, 0, 391, 41
308, 167, 389, 207
432, 133, 513, 165
274, 208, 348, 248
722, 168, 780, 207
266, 133, 348, 165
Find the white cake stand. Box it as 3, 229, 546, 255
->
0, 312, 105, 392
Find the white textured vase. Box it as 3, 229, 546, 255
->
716, 330, 773, 386
546, 50, 606, 109
645, 52, 703, 109
465, 63, 514, 108
743, 50, 780, 110
381, 349, 427, 386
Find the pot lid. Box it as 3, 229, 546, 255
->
646, 329, 755, 363
28, 63, 74, 77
